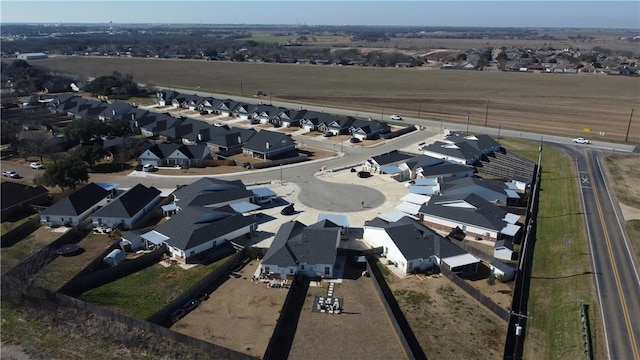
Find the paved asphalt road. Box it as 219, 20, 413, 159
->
562, 145, 640, 360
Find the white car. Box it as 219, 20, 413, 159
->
3, 170, 20, 178
30, 162, 43, 169
390, 115, 403, 121
142, 164, 156, 172
572, 137, 590, 144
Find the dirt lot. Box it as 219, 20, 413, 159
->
288, 257, 404, 359
388, 274, 507, 360
173, 260, 287, 358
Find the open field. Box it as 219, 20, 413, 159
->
39, 56, 640, 142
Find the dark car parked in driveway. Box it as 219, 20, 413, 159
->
357, 171, 371, 178
280, 204, 295, 215
349, 137, 361, 143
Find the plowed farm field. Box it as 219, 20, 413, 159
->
38, 56, 640, 142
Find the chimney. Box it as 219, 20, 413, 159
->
266, 141, 270, 149
112, 109, 116, 116
238, 135, 242, 144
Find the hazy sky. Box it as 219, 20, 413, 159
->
2, 1, 639, 29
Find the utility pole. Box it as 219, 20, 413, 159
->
625, 108, 634, 142
466, 113, 470, 133
280, 164, 283, 183
485, 99, 489, 126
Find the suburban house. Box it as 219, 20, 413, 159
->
137, 178, 258, 262
144, 204, 256, 263
138, 143, 212, 168
137, 114, 184, 138
420, 140, 482, 165
418, 192, 522, 242
1, 182, 49, 222
242, 130, 296, 159
98, 101, 133, 121
157, 117, 219, 144
181, 124, 230, 145
416, 162, 475, 180
363, 216, 480, 275
39, 183, 112, 227
252, 104, 285, 124
421, 133, 501, 165
207, 128, 256, 153
233, 103, 258, 120
363, 150, 415, 174
439, 176, 522, 205
349, 119, 389, 140
299, 111, 339, 131
155, 90, 181, 107
260, 219, 341, 280
91, 184, 162, 230
216, 99, 243, 117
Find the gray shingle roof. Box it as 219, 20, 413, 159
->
92, 184, 160, 219
40, 183, 110, 217
158, 205, 254, 251
371, 150, 415, 166
419, 193, 509, 231
367, 216, 466, 260
262, 220, 340, 268
1, 182, 48, 210
171, 178, 253, 207
243, 129, 295, 154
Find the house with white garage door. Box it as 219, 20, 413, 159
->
363, 216, 480, 275
418, 192, 522, 243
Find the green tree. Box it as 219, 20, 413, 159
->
71, 144, 108, 168
63, 118, 108, 143
106, 118, 133, 137
41, 156, 89, 192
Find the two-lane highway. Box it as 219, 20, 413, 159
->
566, 145, 640, 359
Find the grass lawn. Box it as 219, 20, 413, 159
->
34, 233, 116, 292
523, 144, 602, 359
1, 226, 64, 275
626, 220, 640, 259
1, 214, 35, 236
79, 255, 232, 320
